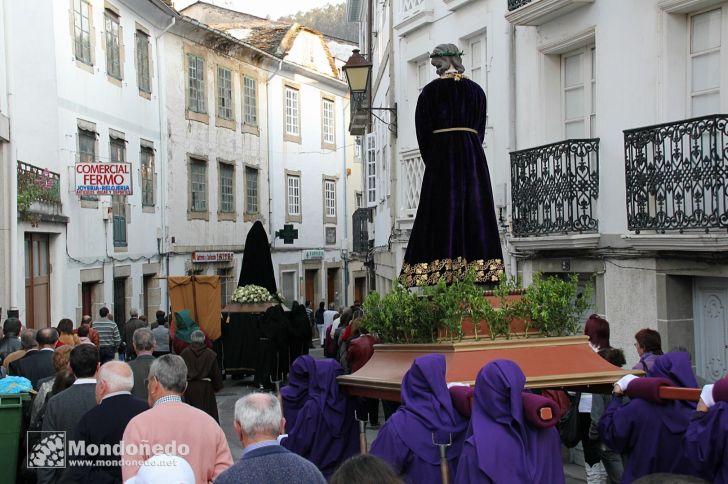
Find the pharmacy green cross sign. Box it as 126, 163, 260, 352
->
275, 224, 298, 244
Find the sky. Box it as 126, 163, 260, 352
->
173, 0, 345, 20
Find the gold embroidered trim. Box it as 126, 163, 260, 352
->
439, 72, 467, 81
432, 127, 478, 135
399, 256, 504, 287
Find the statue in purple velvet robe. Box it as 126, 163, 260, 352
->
280, 357, 359, 478
369, 354, 468, 484
455, 360, 565, 484
399, 43, 504, 287
598, 352, 704, 483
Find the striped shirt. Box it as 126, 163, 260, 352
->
93, 319, 121, 348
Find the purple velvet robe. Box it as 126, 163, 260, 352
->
399, 75, 504, 287
369, 354, 468, 484
454, 360, 564, 484
280, 358, 358, 477
599, 352, 701, 483
685, 401, 728, 484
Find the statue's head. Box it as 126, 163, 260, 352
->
430, 43, 465, 76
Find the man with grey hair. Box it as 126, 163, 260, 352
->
122, 354, 232, 484
215, 393, 326, 484
180, 329, 223, 421
129, 327, 156, 401
2, 328, 35, 373
124, 308, 146, 361
65, 361, 148, 483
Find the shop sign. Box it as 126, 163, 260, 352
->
191, 251, 234, 263
75, 162, 132, 195
303, 249, 324, 260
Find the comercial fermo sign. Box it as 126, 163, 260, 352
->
75, 162, 133, 196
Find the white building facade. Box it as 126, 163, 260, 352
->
2, 0, 175, 328
349, 0, 728, 383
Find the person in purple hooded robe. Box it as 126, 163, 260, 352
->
598, 352, 702, 483
280, 358, 358, 478
684, 377, 728, 484
369, 354, 468, 484
455, 360, 564, 484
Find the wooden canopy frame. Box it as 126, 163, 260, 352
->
337, 336, 701, 402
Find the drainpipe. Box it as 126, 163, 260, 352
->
266, 58, 284, 243
155, 15, 175, 311
4, 0, 18, 314
507, 23, 518, 277
341, 97, 349, 306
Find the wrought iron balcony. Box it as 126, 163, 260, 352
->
508, 0, 531, 10
624, 114, 728, 234
510, 139, 600, 237
352, 207, 371, 254
17, 161, 64, 226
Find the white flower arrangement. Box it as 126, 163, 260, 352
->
232, 284, 274, 304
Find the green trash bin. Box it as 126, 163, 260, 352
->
0, 393, 30, 484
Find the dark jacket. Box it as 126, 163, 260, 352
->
39, 382, 97, 484
124, 318, 146, 356
128, 354, 155, 402
0, 335, 21, 362
214, 444, 326, 484
11, 349, 55, 389
62, 393, 148, 484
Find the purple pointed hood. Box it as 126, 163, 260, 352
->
310, 358, 350, 436
471, 360, 540, 482
389, 354, 468, 465
647, 352, 698, 389
281, 355, 318, 432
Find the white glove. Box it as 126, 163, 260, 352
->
447, 382, 469, 389
700, 384, 715, 408
615, 374, 639, 392
277, 433, 288, 443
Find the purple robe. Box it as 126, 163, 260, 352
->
280, 358, 358, 477
685, 401, 728, 483
399, 75, 504, 287
599, 352, 701, 482
454, 360, 564, 484
280, 355, 317, 433
370, 354, 468, 484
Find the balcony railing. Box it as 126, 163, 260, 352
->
352, 207, 371, 254
624, 114, 728, 234
510, 139, 600, 237
17, 161, 61, 206
508, 0, 532, 10
400, 151, 425, 219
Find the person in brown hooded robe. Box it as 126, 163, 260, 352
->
180, 329, 224, 422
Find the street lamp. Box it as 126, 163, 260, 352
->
343, 49, 398, 137
342, 49, 372, 94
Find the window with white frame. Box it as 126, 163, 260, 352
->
245, 167, 259, 214
78, 128, 95, 163
467, 36, 486, 89
287, 174, 301, 216
417, 59, 431, 92
73, 0, 92, 64
141, 145, 154, 207
322, 98, 335, 145
136, 30, 151, 93
217, 67, 233, 120
324, 179, 336, 217
110, 136, 126, 247
366, 133, 376, 204
285, 86, 300, 136
219, 163, 234, 213
190, 158, 207, 212
105, 10, 121, 79
188, 54, 206, 113
690, 9, 722, 117
562, 46, 596, 138
243, 76, 258, 126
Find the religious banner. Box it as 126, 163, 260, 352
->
75, 162, 132, 196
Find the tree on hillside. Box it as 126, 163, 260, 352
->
279, 3, 358, 42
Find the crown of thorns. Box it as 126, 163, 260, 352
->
429, 50, 464, 58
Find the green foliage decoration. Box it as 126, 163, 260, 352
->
522, 273, 593, 337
